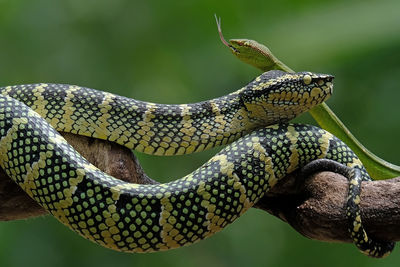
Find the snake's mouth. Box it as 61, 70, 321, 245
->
324, 78, 334, 99
312, 74, 334, 102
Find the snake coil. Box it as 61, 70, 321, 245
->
0, 70, 394, 257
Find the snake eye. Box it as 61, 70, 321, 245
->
302, 75, 312, 85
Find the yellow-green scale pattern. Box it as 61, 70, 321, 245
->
0, 70, 393, 257
0, 71, 333, 156
0, 93, 377, 253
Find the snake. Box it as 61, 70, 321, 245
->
0, 70, 394, 257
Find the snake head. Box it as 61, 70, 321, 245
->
240, 70, 334, 124
215, 15, 285, 71
228, 39, 281, 71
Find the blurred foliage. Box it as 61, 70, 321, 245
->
0, 0, 400, 266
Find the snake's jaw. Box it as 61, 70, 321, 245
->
284, 71, 334, 106
304, 72, 334, 104
240, 71, 334, 124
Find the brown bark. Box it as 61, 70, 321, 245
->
0, 133, 399, 244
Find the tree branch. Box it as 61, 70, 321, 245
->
257, 172, 400, 243
0, 133, 399, 244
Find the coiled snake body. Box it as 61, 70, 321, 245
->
0, 70, 394, 257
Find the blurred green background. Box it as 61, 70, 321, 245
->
0, 0, 399, 266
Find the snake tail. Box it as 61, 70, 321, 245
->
301, 159, 394, 258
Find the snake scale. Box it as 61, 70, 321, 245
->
0, 70, 394, 257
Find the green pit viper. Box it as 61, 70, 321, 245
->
0, 69, 394, 257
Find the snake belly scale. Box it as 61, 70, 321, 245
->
0, 70, 393, 256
